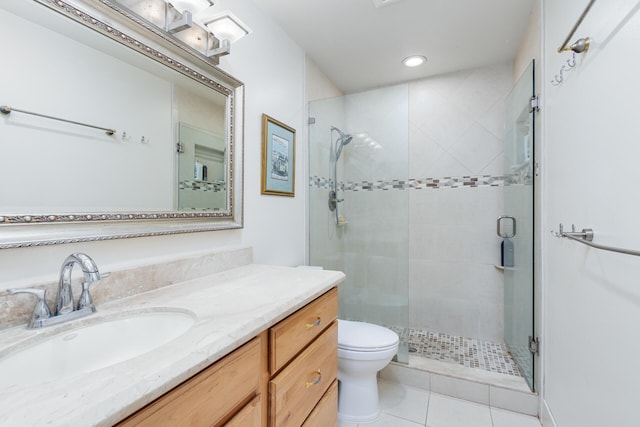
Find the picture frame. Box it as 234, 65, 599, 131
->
261, 114, 296, 197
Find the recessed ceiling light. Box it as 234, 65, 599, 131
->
402, 55, 427, 67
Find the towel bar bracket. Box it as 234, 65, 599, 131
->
552, 223, 640, 257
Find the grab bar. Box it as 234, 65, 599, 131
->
0, 105, 115, 136
551, 223, 640, 257
557, 0, 595, 53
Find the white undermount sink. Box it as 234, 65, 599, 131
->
0, 310, 195, 387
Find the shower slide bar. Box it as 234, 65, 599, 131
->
0, 104, 116, 136
551, 223, 640, 257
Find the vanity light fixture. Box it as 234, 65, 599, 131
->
113, 0, 248, 63
402, 55, 427, 67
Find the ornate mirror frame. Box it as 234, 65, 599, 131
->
0, 0, 244, 249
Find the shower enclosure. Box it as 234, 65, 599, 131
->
308, 62, 535, 389
308, 85, 410, 363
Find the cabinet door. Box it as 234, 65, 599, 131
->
118, 337, 261, 427
224, 394, 262, 427
269, 322, 338, 427
302, 380, 338, 427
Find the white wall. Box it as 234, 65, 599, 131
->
542, 1, 640, 426
306, 57, 343, 102
0, 0, 307, 289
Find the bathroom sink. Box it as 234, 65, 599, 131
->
0, 310, 196, 387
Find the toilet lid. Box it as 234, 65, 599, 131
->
338, 319, 399, 351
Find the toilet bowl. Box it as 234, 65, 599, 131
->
337, 319, 399, 423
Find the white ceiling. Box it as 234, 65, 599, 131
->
252, 0, 536, 93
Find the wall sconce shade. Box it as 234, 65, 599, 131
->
204, 11, 251, 44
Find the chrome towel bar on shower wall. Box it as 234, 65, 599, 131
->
551, 223, 640, 257
0, 104, 116, 136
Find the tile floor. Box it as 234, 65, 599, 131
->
338, 379, 541, 427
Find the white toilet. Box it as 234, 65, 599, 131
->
337, 319, 400, 423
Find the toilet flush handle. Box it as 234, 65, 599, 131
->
305, 316, 321, 330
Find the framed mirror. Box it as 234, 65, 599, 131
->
0, 0, 244, 249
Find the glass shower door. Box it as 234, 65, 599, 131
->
308, 87, 410, 364
502, 61, 535, 390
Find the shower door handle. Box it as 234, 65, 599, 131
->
497, 216, 516, 238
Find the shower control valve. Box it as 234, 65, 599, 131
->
328, 190, 343, 211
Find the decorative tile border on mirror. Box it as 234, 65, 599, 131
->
0, 246, 252, 330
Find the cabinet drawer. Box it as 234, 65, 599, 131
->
224, 394, 262, 427
269, 322, 338, 427
302, 379, 338, 427
117, 336, 261, 427
269, 287, 337, 374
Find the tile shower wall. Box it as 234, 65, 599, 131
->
310, 63, 513, 343
408, 63, 513, 343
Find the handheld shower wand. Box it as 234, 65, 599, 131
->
329, 126, 353, 225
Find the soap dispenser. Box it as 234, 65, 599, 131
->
501, 238, 514, 267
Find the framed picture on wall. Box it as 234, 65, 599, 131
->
261, 114, 296, 197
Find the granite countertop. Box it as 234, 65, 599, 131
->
0, 264, 344, 427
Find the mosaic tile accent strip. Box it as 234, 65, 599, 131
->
309, 176, 335, 190
309, 174, 512, 191
179, 180, 226, 192
389, 326, 522, 377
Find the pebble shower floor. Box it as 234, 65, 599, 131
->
390, 326, 522, 377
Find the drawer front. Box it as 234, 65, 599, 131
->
270, 287, 337, 374
302, 379, 338, 427
118, 336, 262, 427
269, 322, 338, 427
224, 394, 262, 427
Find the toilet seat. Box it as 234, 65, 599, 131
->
338, 319, 399, 352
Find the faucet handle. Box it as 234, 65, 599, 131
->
7, 288, 52, 327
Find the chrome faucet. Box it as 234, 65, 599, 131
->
7, 253, 108, 328
56, 253, 102, 314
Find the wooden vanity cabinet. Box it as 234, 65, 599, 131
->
268, 287, 338, 427
117, 287, 338, 427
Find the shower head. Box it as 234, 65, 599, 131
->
331, 126, 353, 161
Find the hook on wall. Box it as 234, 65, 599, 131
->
551, 52, 578, 86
